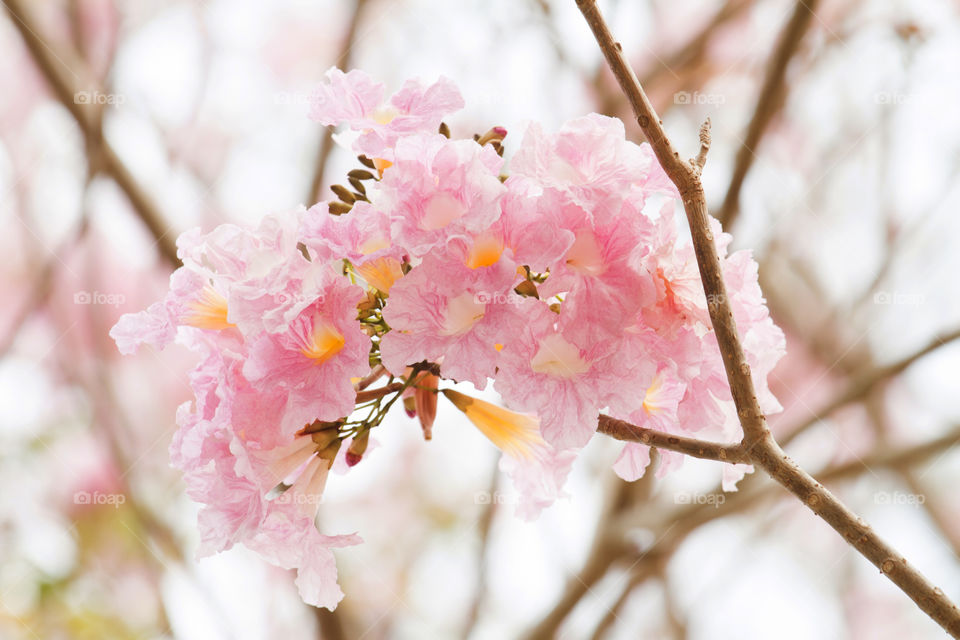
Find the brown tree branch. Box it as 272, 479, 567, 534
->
460, 461, 501, 639
639, 0, 754, 91
716, 0, 821, 228
4, 0, 180, 267
522, 470, 656, 640
306, 0, 370, 205
574, 1, 960, 635
597, 414, 749, 464
354, 381, 405, 403
779, 326, 960, 447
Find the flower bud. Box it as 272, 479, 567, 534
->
477, 126, 507, 146
329, 202, 353, 215
309, 425, 341, 450
403, 395, 417, 417
317, 438, 342, 465
402, 367, 417, 417
330, 184, 355, 204
514, 279, 539, 299
346, 430, 370, 467
415, 374, 439, 440
347, 169, 375, 181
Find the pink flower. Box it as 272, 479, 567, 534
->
534, 193, 658, 344
493, 305, 626, 449
110, 209, 304, 354
309, 67, 464, 160
499, 184, 575, 272
109, 265, 236, 355
613, 444, 652, 482
510, 113, 677, 223
112, 67, 792, 608
299, 201, 406, 293
247, 502, 361, 610
376, 133, 505, 257
243, 267, 371, 430
443, 389, 576, 520
379, 249, 525, 388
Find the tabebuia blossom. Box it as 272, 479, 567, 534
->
111, 67, 785, 609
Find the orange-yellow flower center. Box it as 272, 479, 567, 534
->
356, 257, 404, 294
442, 389, 544, 460
184, 286, 235, 330
642, 375, 664, 415
371, 107, 398, 125
465, 234, 504, 269
300, 319, 345, 364
373, 157, 393, 177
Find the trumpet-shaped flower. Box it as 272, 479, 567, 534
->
243, 268, 371, 430
443, 389, 576, 520
377, 133, 505, 257
309, 67, 464, 161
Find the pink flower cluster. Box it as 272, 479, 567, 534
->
111, 67, 785, 609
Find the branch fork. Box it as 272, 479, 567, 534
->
575, 0, 960, 635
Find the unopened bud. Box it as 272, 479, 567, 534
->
346, 430, 370, 467
403, 395, 417, 417
477, 126, 508, 146
308, 424, 341, 450
347, 169, 375, 181
349, 177, 367, 195
415, 374, 439, 440
329, 202, 353, 215
357, 291, 379, 311
402, 367, 417, 417
317, 438, 342, 465
514, 280, 539, 299
330, 184, 355, 204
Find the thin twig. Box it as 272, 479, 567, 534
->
354, 381, 405, 403
4, 0, 180, 266
716, 0, 821, 228
779, 326, 960, 447
597, 414, 748, 464
522, 481, 635, 640
306, 0, 370, 205
461, 461, 500, 639
574, 1, 960, 635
